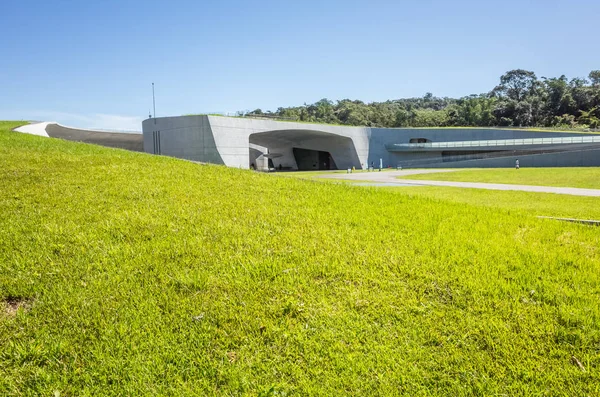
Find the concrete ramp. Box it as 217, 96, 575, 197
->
46, 123, 143, 151
14, 122, 51, 137
15, 122, 143, 152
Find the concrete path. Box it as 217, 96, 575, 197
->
320, 169, 600, 197
14, 122, 52, 137
321, 169, 460, 183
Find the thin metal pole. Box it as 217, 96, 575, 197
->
152, 82, 156, 124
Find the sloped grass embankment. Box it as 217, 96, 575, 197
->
1, 123, 600, 395
398, 167, 600, 189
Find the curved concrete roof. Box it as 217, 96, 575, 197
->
14, 122, 143, 152
249, 128, 355, 145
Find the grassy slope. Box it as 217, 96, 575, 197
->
2, 126, 600, 396
399, 168, 600, 189
288, 171, 600, 219
0, 121, 28, 131
278, 170, 396, 184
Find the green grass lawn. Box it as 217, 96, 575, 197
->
277, 169, 397, 184
276, 170, 378, 184
398, 167, 600, 189
2, 123, 600, 395
0, 120, 27, 131
393, 186, 600, 220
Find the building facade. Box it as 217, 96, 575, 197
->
142, 115, 600, 169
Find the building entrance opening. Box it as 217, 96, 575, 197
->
292, 147, 337, 170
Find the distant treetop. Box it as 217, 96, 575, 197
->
239, 69, 600, 130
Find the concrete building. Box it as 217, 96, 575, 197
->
142, 115, 600, 169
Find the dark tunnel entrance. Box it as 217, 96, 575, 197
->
249, 128, 361, 171
293, 148, 338, 170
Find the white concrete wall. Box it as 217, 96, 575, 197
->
143, 115, 368, 169
207, 116, 369, 169
249, 143, 269, 171
142, 116, 223, 163
263, 144, 297, 169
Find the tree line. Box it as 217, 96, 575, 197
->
243, 70, 600, 129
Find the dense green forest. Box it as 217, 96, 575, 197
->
243, 70, 600, 129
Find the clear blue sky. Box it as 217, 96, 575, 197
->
2, 0, 599, 131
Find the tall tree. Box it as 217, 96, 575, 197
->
589, 70, 600, 87
493, 69, 538, 102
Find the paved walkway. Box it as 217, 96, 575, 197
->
320, 169, 600, 197
14, 122, 51, 137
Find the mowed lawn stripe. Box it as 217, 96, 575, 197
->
398, 167, 600, 189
